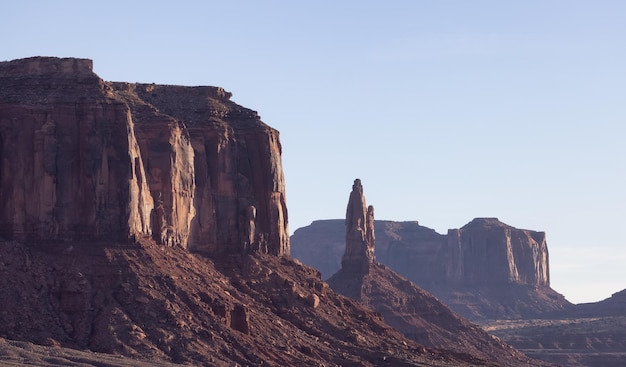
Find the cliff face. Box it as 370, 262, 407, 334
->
385, 217, 550, 287
445, 218, 549, 286
0, 57, 288, 255
111, 82, 289, 255
292, 217, 568, 319
327, 180, 551, 366
293, 217, 549, 287
0, 58, 154, 242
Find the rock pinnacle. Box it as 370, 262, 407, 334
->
341, 179, 375, 271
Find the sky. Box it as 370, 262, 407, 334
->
2, 1, 624, 304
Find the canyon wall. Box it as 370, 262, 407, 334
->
0, 57, 154, 242
444, 218, 549, 286
0, 57, 288, 255
293, 217, 565, 319
293, 217, 549, 287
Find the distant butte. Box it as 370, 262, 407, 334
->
328, 179, 552, 366
292, 217, 570, 320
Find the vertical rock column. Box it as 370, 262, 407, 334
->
139, 120, 195, 248
341, 179, 375, 272
0, 57, 156, 242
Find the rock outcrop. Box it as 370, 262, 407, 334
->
327, 180, 553, 366
292, 218, 570, 319
445, 218, 550, 286
293, 217, 551, 287
0, 57, 154, 242
384, 218, 551, 287
341, 179, 375, 272
113, 83, 289, 254
0, 57, 288, 255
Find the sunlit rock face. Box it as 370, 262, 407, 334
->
111, 82, 290, 255
0, 56, 289, 255
0, 57, 154, 242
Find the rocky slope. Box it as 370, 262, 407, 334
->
292, 218, 570, 320
326, 179, 553, 367
1, 238, 493, 367
0, 336, 183, 367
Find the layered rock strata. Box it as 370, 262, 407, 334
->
328, 180, 552, 366
385, 218, 551, 287
0, 58, 154, 242
0, 57, 288, 255
292, 218, 569, 319
294, 218, 549, 287
444, 218, 549, 286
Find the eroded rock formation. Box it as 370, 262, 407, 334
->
294, 217, 550, 287
341, 179, 375, 272
445, 218, 550, 286
292, 217, 569, 319
0, 58, 154, 242
328, 180, 551, 366
0, 57, 288, 255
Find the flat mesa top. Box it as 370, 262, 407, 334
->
0, 56, 94, 76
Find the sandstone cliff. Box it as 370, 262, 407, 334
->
327, 180, 553, 366
295, 217, 550, 287
292, 217, 570, 319
0, 57, 288, 255
0, 57, 153, 242
445, 218, 550, 286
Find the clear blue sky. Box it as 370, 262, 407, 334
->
2, 1, 624, 304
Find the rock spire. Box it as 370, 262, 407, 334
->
341, 179, 375, 271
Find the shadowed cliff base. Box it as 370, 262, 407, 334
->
0, 238, 500, 367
